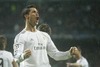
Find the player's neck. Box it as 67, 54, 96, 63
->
25, 26, 37, 32
77, 54, 82, 60
25, 21, 37, 32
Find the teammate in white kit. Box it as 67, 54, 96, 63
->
13, 4, 75, 67
0, 35, 18, 67
38, 23, 51, 35
66, 47, 89, 67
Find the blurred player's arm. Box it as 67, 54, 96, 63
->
67, 63, 82, 67
12, 59, 18, 67
9, 52, 18, 67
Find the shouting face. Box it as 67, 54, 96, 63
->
27, 8, 39, 27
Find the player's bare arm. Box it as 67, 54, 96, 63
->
12, 59, 18, 67
67, 63, 81, 67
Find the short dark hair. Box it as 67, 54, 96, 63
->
76, 46, 82, 53
38, 23, 52, 35
0, 35, 7, 50
22, 4, 36, 19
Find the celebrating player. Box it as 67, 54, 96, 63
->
66, 47, 89, 67
0, 35, 18, 67
13, 4, 75, 67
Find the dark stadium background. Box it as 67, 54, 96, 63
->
0, 0, 100, 67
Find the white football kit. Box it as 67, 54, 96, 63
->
13, 29, 71, 67
0, 50, 14, 67
76, 56, 89, 67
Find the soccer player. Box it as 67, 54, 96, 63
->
37, 23, 51, 35
0, 35, 18, 67
66, 47, 89, 67
13, 4, 75, 67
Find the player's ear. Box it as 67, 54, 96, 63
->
24, 14, 29, 19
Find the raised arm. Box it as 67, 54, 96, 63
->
47, 35, 72, 61
67, 63, 82, 67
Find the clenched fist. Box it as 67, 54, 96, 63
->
23, 49, 32, 59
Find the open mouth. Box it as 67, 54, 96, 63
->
36, 17, 39, 20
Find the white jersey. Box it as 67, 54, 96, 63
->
76, 56, 89, 67
0, 50, 14, 67
13, 29, 71, 67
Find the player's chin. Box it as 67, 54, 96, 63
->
35, 22, 38, 25
36, 20, 39, 25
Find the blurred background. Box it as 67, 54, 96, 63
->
0, 0, 100, 67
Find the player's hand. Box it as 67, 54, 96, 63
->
69, 47, 77, 55
23, 49, 32, 59
66, 63, 71, 67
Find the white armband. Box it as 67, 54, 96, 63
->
16, 53, 25, 63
